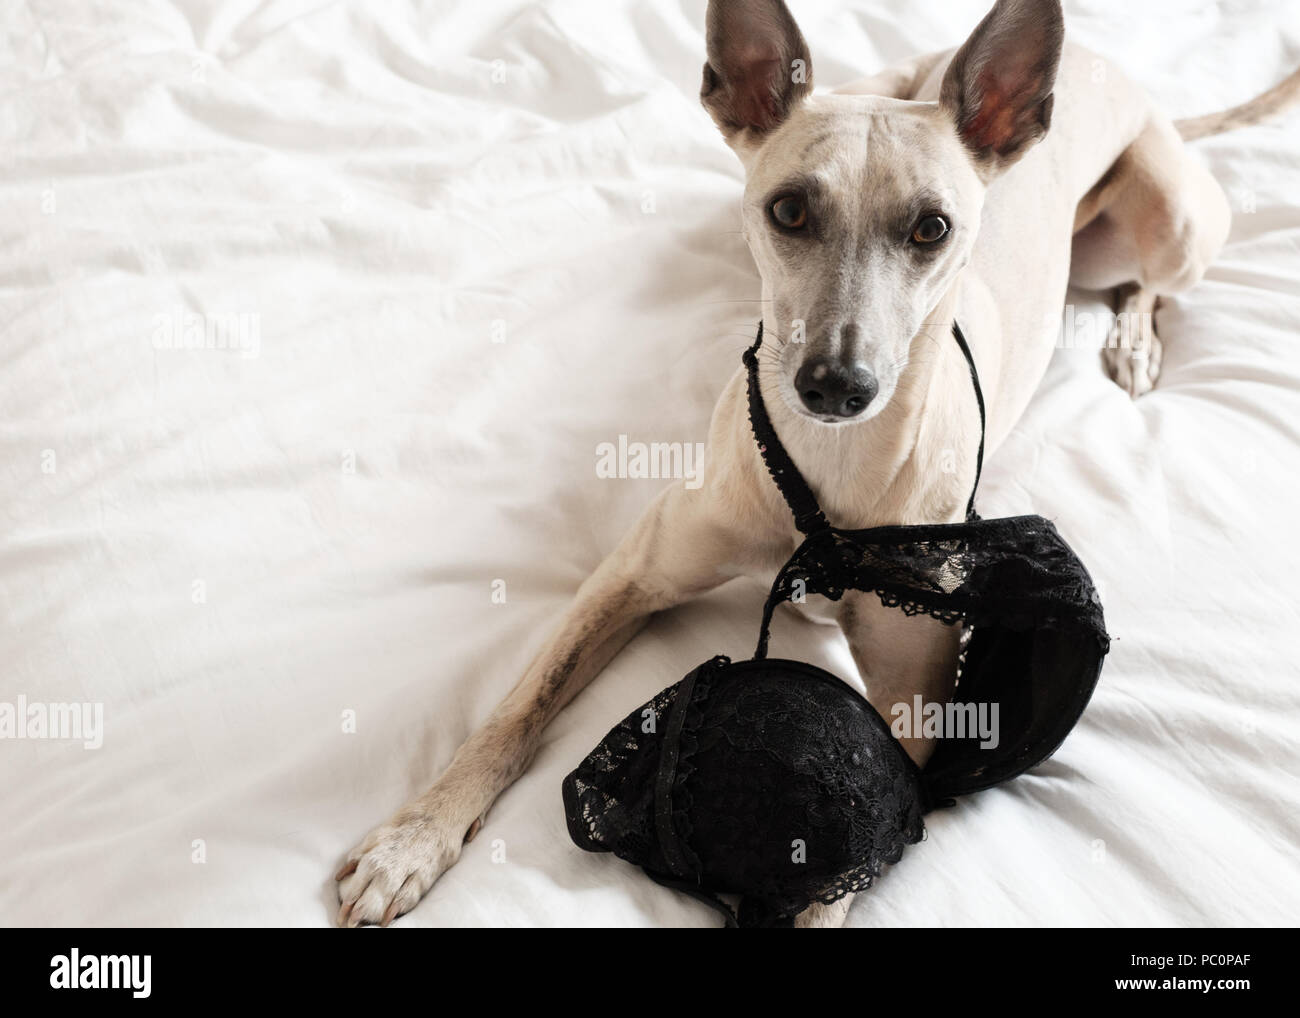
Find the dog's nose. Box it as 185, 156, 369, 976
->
794, 357, 879, 418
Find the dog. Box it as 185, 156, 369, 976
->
335, 0, 1300, 927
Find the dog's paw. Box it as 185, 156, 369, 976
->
1102, 286, 1162, 398
335, 798, 482, 928
1102, 338, 1162, 398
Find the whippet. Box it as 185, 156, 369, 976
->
336, 0, 1300, 927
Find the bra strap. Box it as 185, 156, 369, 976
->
743, 323, 829, 535
744, 319, 986, 526
949, 320, 985, 521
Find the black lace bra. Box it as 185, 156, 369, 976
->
562, 321, 1110, 927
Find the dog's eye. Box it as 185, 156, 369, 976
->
770, 196, 808, 230
912, 214, 949, 244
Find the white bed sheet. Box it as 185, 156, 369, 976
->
2, 0, 1298, 927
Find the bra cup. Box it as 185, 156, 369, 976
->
562, 679, 683, 875
676, 661, 925, 913
923, 621, 1106, 800
757, 517, 1110, 804
563, 657, 929, 926
564, 543, 1108, 925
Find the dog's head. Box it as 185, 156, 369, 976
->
702, 0, 1063, 422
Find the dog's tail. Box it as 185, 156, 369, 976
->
1176, 65, 1300, 140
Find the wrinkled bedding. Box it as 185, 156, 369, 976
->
2, 0, 1298, 926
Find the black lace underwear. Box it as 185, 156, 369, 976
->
563, 321, 1109, 927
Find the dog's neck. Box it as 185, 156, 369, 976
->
757, 283, 978, 529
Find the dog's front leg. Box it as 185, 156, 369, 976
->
335, 481, 749, 927
788, 595, 963, 930
839, 591, 963, 768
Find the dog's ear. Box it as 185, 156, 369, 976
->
700, 0, 813, 142
940, 0, 1064, 173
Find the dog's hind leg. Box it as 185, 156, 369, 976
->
1103, 283, 1161, 398
1071, 115, 1231, 397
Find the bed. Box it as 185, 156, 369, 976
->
2, 0, 1298, 927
